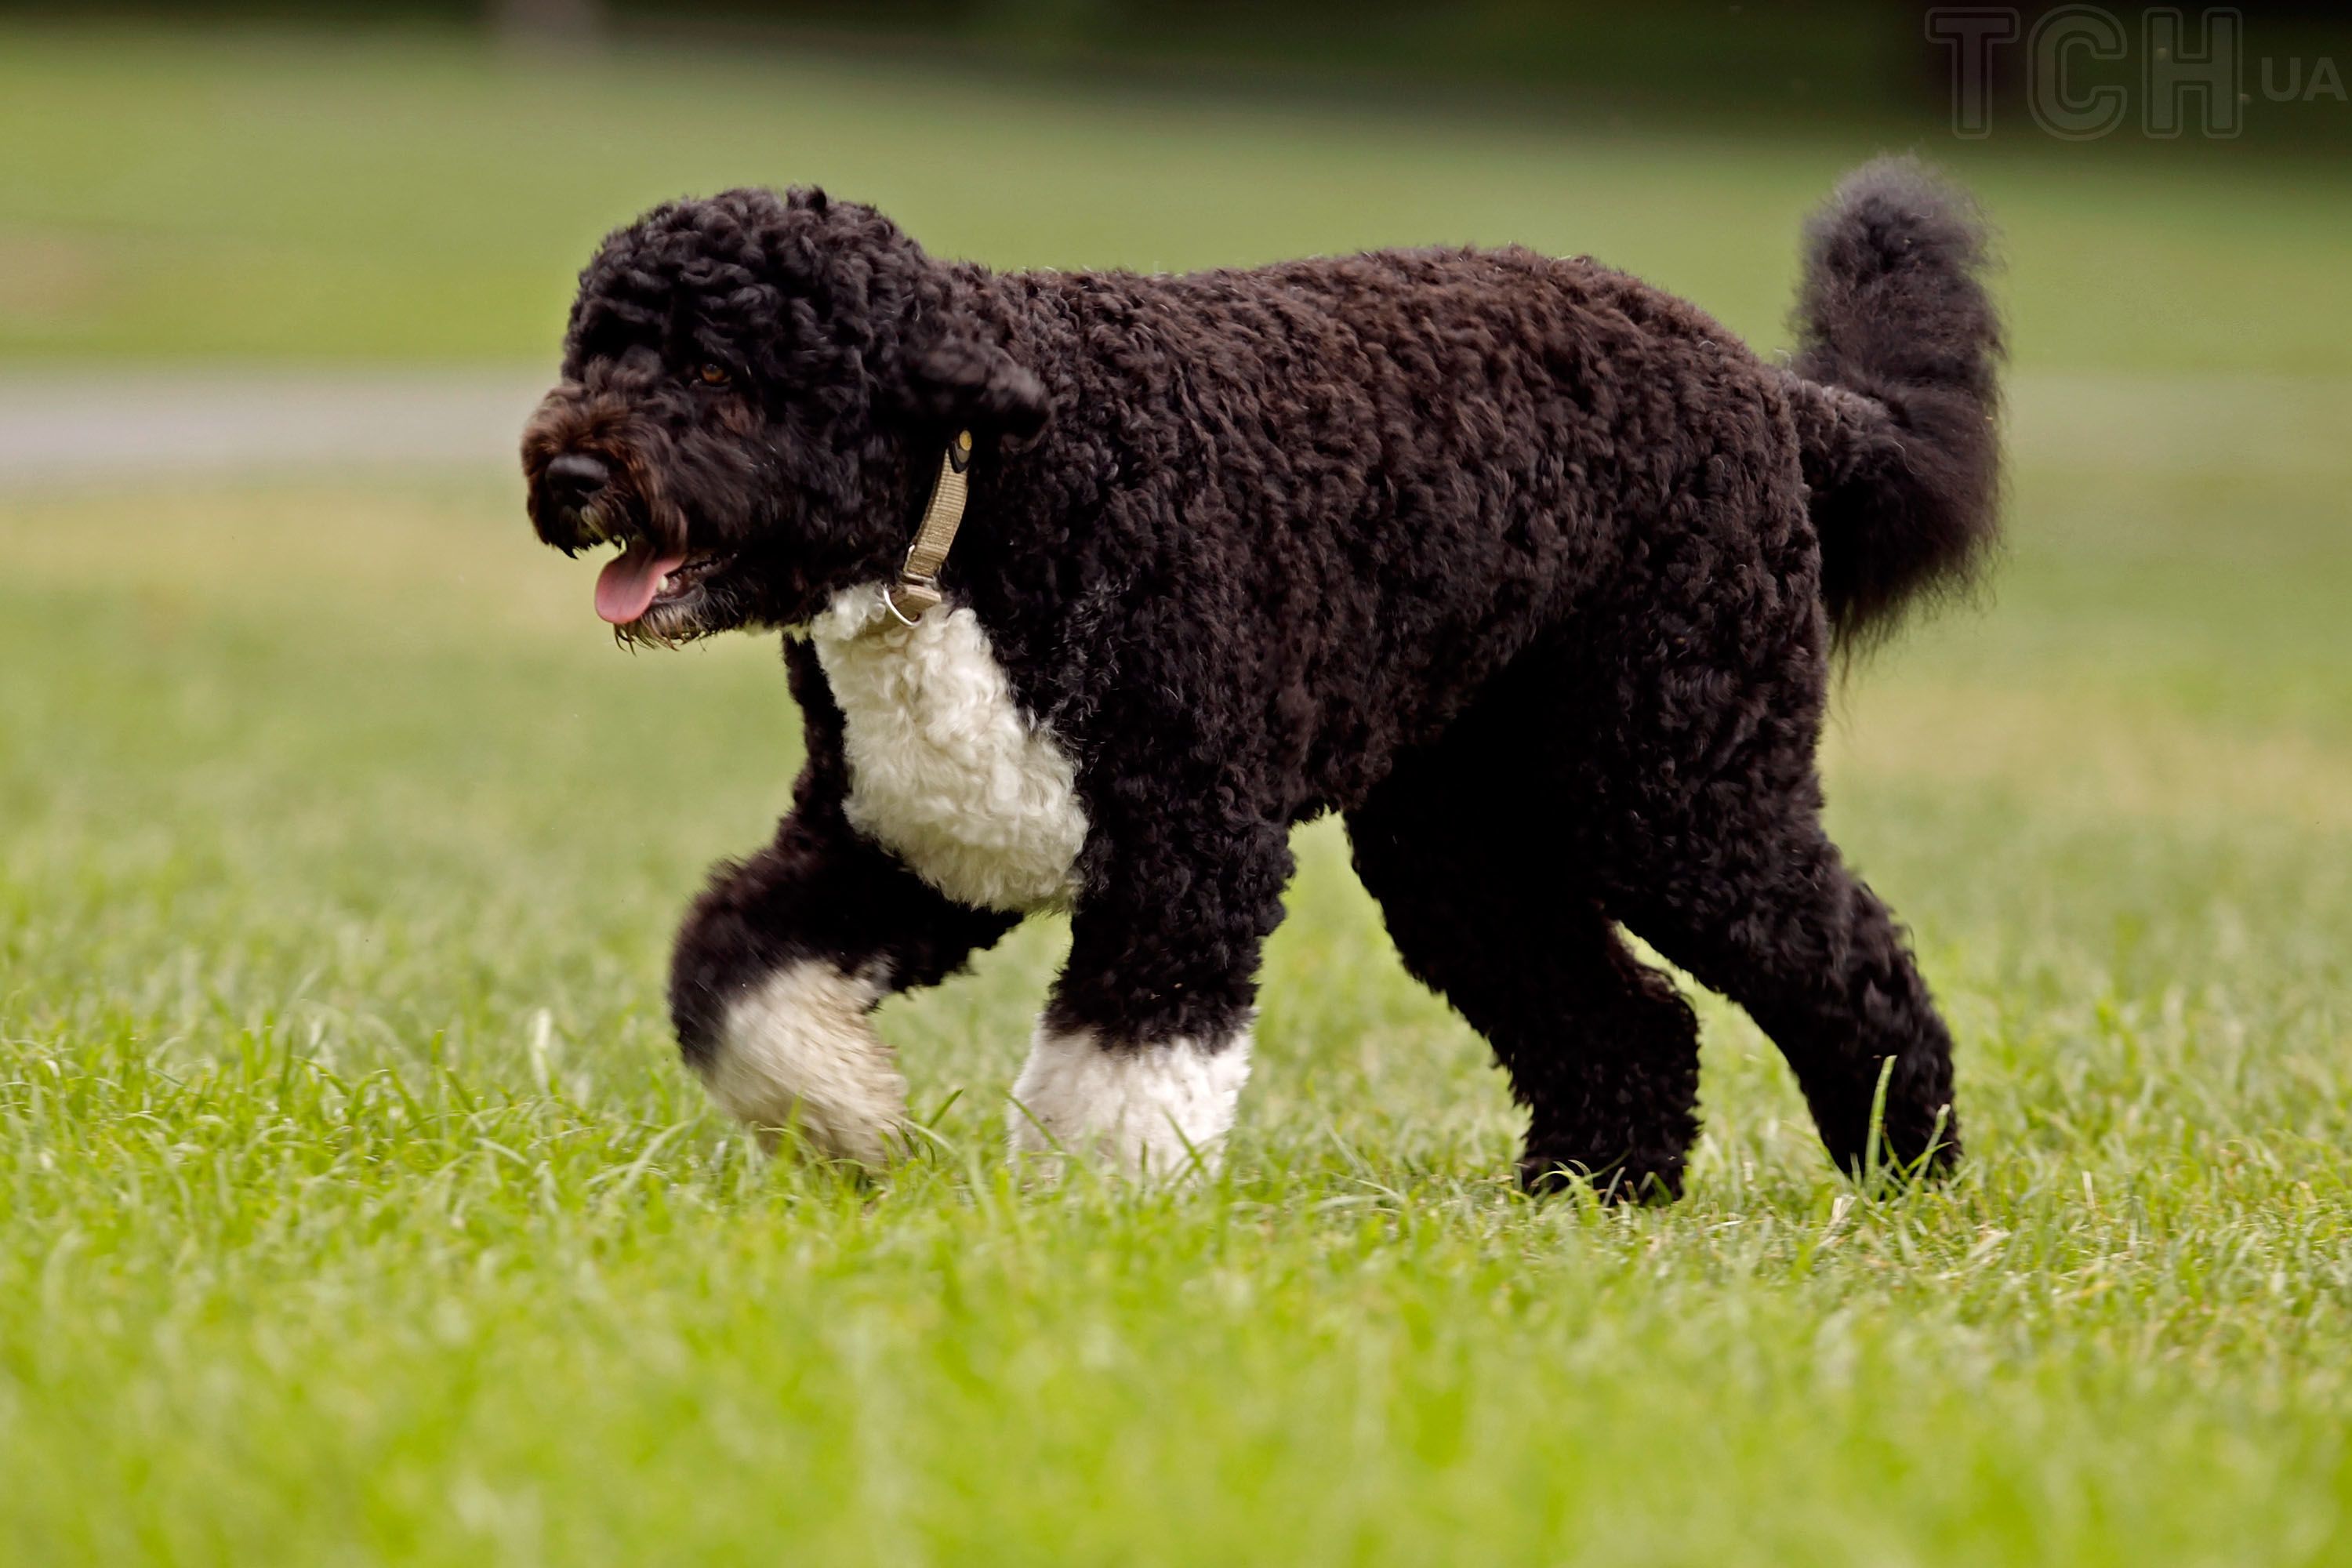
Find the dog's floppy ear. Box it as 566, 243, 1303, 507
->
902, 335, 1051, 441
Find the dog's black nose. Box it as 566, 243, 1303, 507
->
541, 452, 610, 509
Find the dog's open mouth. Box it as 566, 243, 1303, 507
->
593, 540, 726, 626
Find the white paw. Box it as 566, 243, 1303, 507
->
1007, 1023, 1252, 1181
698, 963, 906, 1164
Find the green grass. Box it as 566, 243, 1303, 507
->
7, 24, 2352, 1568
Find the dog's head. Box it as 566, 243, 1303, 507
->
521, 187, 1047, 644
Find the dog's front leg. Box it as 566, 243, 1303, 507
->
1009, 817, 1294, 1181
669, 808, 1015, 1165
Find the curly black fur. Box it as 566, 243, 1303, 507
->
523, 158, 2002, 1197
1784, 158, 2005, 646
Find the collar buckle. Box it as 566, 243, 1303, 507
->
882, 576, 939, 626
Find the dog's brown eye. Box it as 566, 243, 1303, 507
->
698, 363, 731, 387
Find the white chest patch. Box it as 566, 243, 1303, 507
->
808, 585, 1088, 913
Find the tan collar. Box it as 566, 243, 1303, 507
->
883, 430, 973, 626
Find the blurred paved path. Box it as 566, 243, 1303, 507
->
0, 371, 546, 485
3, 368, 2347, 485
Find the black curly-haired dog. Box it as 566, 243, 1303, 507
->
522, 157, 2001, 1196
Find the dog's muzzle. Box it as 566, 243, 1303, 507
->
539, 451, 612, 522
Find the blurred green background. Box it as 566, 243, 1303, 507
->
5, 7, 2351, 1566
4, 4, 2350, 366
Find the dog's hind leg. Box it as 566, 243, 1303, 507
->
666, 643, 1018, 1165
1612, 811, 1961, 1185
1345, 745, 1703, 1202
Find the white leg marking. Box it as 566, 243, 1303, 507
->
699, 963, 905, 1165
1007, 1023, 1253, 1181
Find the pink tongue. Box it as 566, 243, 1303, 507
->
595, 544, 689, 624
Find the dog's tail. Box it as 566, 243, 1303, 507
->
1784, 157, 2004, 648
